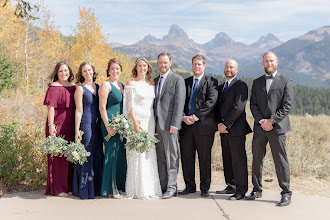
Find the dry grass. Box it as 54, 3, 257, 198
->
209, 106, 330, 197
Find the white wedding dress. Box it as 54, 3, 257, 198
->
123, 81, 162, 199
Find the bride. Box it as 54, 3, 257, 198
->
123, 57, 162, 199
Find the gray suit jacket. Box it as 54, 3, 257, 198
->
154, 70, 186, 131
250, 73, 293, 134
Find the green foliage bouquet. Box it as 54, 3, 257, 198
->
104, 114, 131, 141
39, 131, 91, 165
105, 114, 159, 153
64, 141, 91, 165
38, 135, 68, 157
125, 130, 159, 153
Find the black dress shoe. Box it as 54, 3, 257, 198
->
215, 186, 235, 194
162, 191, 177, 199
276, 195, 291, 206
201, 190, 210, 197
228, 193, 245, 200
178, 188, 196, 195
245, 191, 262, 200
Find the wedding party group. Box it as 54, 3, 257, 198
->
43, 51, 293, 207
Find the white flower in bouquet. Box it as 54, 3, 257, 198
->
64, 141, 91, 165
72, 151, 80, 161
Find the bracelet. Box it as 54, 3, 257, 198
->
48, 123, 55, 127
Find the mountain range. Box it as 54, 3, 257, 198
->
112, 24, 330, 87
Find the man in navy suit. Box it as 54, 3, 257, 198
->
215, 59, 252, 200
246, 51, 293, 206
179, 55, 218, 197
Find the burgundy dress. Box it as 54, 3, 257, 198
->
44, 85, 76, 195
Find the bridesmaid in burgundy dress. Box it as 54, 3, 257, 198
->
44, 61, 76, 196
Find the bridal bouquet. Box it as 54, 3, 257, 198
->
125, 130, 159, 153
104, 114, 131, 141
39, 135, 68, 157
64, 141, 91, 165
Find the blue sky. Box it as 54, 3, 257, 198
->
31, 0, 330, 45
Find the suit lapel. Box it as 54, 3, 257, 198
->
154, 76, 159, 94
262, 75, 267, 95
196, 75, 206, 96
187, 76, 193, 101
222, 77, 237, 101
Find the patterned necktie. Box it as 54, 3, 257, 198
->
188, 78, 199, 115
221, 81, 228, 102
155, 76, 163, 115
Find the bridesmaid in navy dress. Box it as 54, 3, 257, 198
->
72, 62, 104, 199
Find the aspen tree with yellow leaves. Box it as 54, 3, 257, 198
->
34, 4, 66, 91
69, 7, 112, 82
68, 7, 133, 83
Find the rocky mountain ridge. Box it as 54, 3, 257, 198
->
112, 24, 330, 87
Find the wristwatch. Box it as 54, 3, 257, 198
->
270, 118, 275, 124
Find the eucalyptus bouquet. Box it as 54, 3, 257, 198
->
125, 130, 159, 153
64, 141, 91, 165
39, 135, 68, 157
104, 114, 131, 141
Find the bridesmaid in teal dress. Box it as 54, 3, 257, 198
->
99, 58, 127, 198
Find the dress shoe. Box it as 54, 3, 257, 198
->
201, 190, 210, 197
276, 195, 291, 206
178, 188, 196, 195
245, 191, 262, 200
162, 191, 177, 199
216, 186, 235, 194
228, 193, 245, 200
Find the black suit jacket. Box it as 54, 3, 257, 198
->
182, 75, 218, 135
217, 77, 252, 136
250, 73, 293, 134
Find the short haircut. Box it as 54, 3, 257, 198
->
192, 55, 206, 64
263, 51, 278, 59
157, 52, 171, 61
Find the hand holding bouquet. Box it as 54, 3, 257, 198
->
104, 114, 131, 141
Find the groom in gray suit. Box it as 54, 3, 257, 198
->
154, 53, 186, 199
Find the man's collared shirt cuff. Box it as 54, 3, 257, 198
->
193, 114, 199, 121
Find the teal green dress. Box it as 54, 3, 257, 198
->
100, 82, 127, 196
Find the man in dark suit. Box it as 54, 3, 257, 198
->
179, 55, 218, 197
154, 53, 186, 199
215, 59, 252, 200
246, 51, 293, 206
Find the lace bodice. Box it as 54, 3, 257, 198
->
123, 81, 155, 132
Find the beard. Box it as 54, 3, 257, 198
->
264, 66, 277, 75
225, 71, 235, 79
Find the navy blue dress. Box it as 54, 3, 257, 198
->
72, 84, 104, 199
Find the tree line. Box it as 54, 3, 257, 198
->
170, 70, 330, 116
